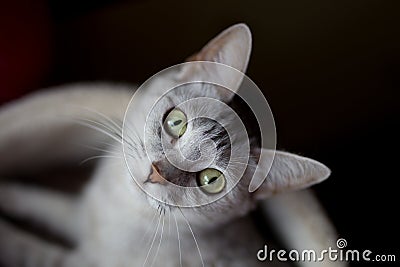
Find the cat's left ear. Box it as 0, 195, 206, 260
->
252, 148, 331, 200
179, 23, 252, 101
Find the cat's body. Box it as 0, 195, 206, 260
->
0, 24, 343, 267
0, 84, 274, 267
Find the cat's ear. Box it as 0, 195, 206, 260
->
186, 23, 251, 74
252, 149, 331, 200
179, 23, 252, 101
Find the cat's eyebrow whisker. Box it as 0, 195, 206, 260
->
77, 118, 123, 144
80, 155, 123, 165
77, 106, 124, 136
80, 116, 120, 136
142, 213, 162, 267
71, 137, 120, 149
177, 207, 205, 267
95, 138, 121, 147
78, 117, 135, 151
75, 143, 121, 156
122, 124, 146, 155
90, 139, 122, 150
78, 117, 144, 159
73, 137, 142, 164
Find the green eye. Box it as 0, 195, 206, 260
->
164, 109, 187, 138
197, 168, 226, 194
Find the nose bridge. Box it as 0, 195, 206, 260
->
163, 137, 215, 172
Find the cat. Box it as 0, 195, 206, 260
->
0, 24, 343, 267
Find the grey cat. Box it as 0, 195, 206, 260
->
0, 24, 343, 267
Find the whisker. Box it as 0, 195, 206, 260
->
80, 155, 122, 165
150, 214, 165, 267
172, 211, 182, 267
79, 117, 144, 160
76, 143, 121, 155
139, 208, 158, 244
168, 206, 171, 237
92, 139, 122, 150
80, 117, 120, 136
143, 214, 162, 267
77, 118, 123, 144
81, 107, 123, 133
75, 108, 125, 145
80, 118, 135, 151
122, 123, 141, 146
67, 105, 144, 153
177, 207, 204, 267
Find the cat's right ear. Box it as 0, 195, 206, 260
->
178, 23, 252, 101
251, 149, 331, 199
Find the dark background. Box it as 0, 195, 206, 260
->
1, 0, 399, 265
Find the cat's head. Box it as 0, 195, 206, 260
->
124, 24, 330, 227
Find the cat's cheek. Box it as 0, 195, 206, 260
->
142, 183, 166, 203
146, 194, 162, 210
126, 159, 152, 184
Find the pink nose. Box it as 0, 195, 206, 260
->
148, 164, 167, 185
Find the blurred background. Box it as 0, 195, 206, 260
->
1, 0, 399, 264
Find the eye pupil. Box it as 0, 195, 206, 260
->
208, 177, 218, 184
173, 119, 182, 126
